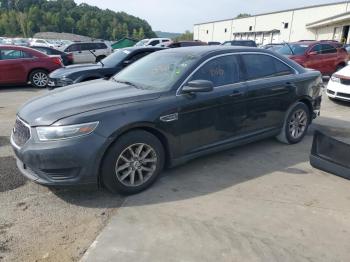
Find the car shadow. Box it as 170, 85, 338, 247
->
50, 116, 350, 208
0, 85, 41, 92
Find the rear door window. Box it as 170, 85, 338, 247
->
189, 55, 242, 87
0, 49, 32, 60
242, 54, 294, 80
321, 44, 337, 54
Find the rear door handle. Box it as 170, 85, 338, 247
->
230, 90, 244, 97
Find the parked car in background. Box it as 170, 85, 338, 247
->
12, 38, 30, 47
31, 46, 73, 66
0, 45, 63, 87
208, 41, 221, 45
327, 65, 350, 101
48, 46, 164, 88
30, 39, 54, 48
277, 40, 348, 75
61, 42, 112, 64
167, 41, 207, 48
222, 40, 257, 47
261, 43, 284, 52
11, 46, 322, 194
135, 38, 171, 47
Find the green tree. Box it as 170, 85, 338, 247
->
138, 27, 145, 39
174, 30, 193, 42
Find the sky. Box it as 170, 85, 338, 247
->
75, 0, 344, 33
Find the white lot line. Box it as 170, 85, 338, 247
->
0, 144, 13, 158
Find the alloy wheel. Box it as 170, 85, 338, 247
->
115, 143, 158, 187
32, 72, 48, 87
288, 109, 308, 139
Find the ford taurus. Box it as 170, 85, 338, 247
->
11, 46, 323, 194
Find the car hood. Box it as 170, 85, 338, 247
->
50, 63, 104, 78
334, 64, 350, 76
18, 79, 162, 126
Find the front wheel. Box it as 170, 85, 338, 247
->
276, 102, 310, 144
101, 130, 165, 194
29, 70, 49, 88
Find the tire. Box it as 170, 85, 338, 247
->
96, 56, 105, 63
276, 102, 310, 144
29, 69, 49, 88
101, 130, 165, 194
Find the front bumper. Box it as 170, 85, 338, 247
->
11, 130, 107, 186
326, 81, 350, 101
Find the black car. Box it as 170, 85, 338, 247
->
48, 47, 164, 89
31, 46, 73, 66
222, 40, 257, 47
11, 46, 323, 194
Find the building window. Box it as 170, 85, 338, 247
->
249, 26, 253, 31
225, 28, 227, 33
206, 30, 209, 34
284, 23, 289, 29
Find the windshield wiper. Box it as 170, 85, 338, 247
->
113, 79, 142, 89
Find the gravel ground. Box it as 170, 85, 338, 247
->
0, 87, 124, 262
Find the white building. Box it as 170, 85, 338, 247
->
194, 1, 350, 45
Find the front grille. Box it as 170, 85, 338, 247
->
340, 78, 350, 85
12, 118, 31, 147
327, 89, 335, 95
338, 92, 350, 98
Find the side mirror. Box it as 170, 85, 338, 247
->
182, 80, 214, 94
308, 51, 318, 56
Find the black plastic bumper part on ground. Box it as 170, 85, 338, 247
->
310, 131, 350, 180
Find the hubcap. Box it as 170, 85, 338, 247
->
115, 143, 157, 187
32, 72, 48, 87
289, 109, 308, 139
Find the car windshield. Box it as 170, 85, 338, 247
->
135, 39, 149, 46
101, 49, 129, 67
112, 51, 199, 91
277, 44, 309, 55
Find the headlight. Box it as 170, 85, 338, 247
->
59, 77, 73, 86
36, 122, 99, 141
331, 75, 341, 83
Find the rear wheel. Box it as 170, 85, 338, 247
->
101, 130, 165, 194
276, 102, 310, 144
29, 70, 48, 88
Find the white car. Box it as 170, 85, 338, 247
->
30, 39, 54, 48
327, 66, 350, 101
135, 38, 171, 47
61, 42, 112, 64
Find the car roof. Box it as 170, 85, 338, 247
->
159, 45, 270, 56
122, 46, 167, 52
290, 40, 339, 46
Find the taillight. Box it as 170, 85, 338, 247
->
52, 57, 63, 66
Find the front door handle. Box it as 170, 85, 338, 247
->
230, 90, 243, 97
285, 82, 297, 88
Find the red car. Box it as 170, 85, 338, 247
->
277, 40, 348, 75
0, 45, 63, 88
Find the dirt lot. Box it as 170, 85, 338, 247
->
1, 85, 350, 262
0, 87, 124, 261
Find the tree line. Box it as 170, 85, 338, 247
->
0, 0, 157, 40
